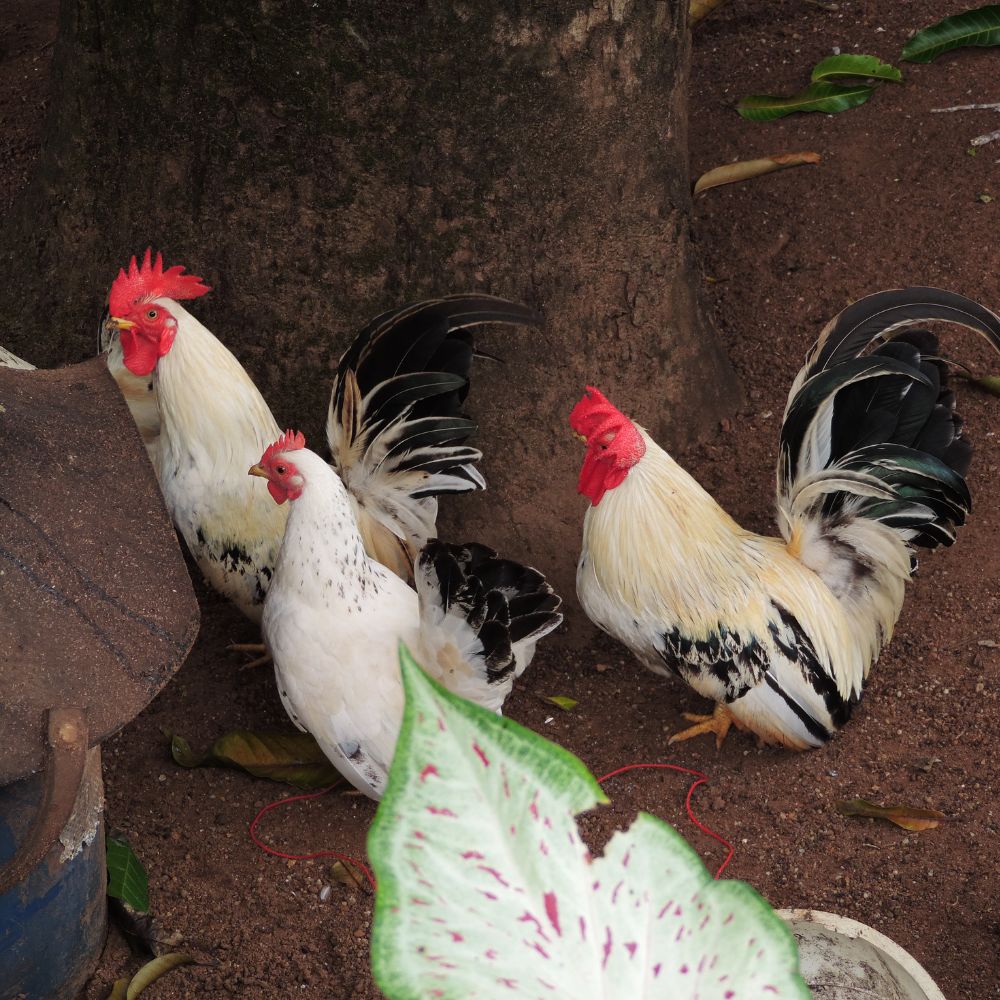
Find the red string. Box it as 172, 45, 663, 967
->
248, 786, 376, 891
249, 765, 732, 892
596, 763, 735, 879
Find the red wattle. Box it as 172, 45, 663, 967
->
121, 329, 161, 376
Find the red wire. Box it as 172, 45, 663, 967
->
248, 786, 376, 891
249, 765, 732, 892
596, 763, 735, 879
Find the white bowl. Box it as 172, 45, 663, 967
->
777, 908, 946, 1000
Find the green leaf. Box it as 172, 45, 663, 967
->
106, 835, 150, 914
738, 82, 874, 121
956, 369, 1000, 396
544, 695, 578, 711
902, 5, 1000, 63
368, 645, 809, 999
811, 54, 903, 82
170, 730, 344, 790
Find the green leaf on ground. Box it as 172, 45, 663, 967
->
368, 645, 809, 999
902, 5, 1000, 63
959, 370, 1000, 395
106, 835, 150, 913
544, 695, 579, 711
738, 82, 874, 121
170, 730, 344, 790
811, 54, 903, 82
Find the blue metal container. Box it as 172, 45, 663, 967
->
0, 748, 106, 1000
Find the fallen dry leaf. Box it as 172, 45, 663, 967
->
330, 860, 366, 890
836, 798, 946, 832
694, 152, 821, 196
104, 954, 195, 1000
689, 0, 729, 24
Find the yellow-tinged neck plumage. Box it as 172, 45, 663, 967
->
582, 427, 766, 628
154, 298, 281, 469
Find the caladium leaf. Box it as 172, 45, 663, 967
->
369, 645, 809, 999
836, 798, 946, 831
170, 730, 343, 790
106, 834, 150, 913
811, 54, 903, 82
738, 82, 874, 121
902, 5, 1000, 64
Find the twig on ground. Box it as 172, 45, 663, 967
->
929, 102, 1000, 147
971, 127, 1000, 147
930, 102, 1000, 113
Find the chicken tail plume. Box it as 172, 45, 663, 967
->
776, 287, 1000, 669
779, 287, 1000, 547
416, 540, 562, 696
326, 295, 540, 581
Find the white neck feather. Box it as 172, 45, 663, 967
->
154, 299, 281, 471
277, 450, 378, 605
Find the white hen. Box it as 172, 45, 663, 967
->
251, 432, 562, 798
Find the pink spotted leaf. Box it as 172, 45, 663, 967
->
367, 645, 809, 999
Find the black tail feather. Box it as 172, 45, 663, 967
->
782, 289, 1000, 551
418, 539, 562, 684
327, 295, 540, 517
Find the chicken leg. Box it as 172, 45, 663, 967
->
667, 703, 736, 750
227, 642, 272, 669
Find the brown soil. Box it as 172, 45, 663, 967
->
3, 2, 999, 998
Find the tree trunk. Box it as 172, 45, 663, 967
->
0, 0, 739, 623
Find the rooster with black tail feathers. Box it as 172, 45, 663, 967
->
102, 249, 539, 624
571, 288, 1000, 750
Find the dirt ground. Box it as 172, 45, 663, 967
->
3, 2, 999, 998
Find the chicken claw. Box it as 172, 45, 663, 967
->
668, 703, 735, 750
227, 641, 272, 669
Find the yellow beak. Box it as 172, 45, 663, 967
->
248, 464, 268, 479
109, 316, 137, 330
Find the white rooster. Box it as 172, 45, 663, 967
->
104, 249, 538, 623
249, 430, 563, 798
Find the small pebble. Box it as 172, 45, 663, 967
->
319, 885, 332, 902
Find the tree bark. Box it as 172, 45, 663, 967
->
0, 0, 739, 623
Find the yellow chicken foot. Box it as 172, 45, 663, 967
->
227, 641, 272, 669
667, 703, 736, 750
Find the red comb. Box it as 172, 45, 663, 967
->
569, 386, 631, 441
109, 247, 212, 316
261, 430, 307, 466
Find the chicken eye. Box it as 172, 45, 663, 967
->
276, 464, 287, 475
146, 309, 158, 320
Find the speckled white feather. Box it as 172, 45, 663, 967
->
263, 448, 519, 799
